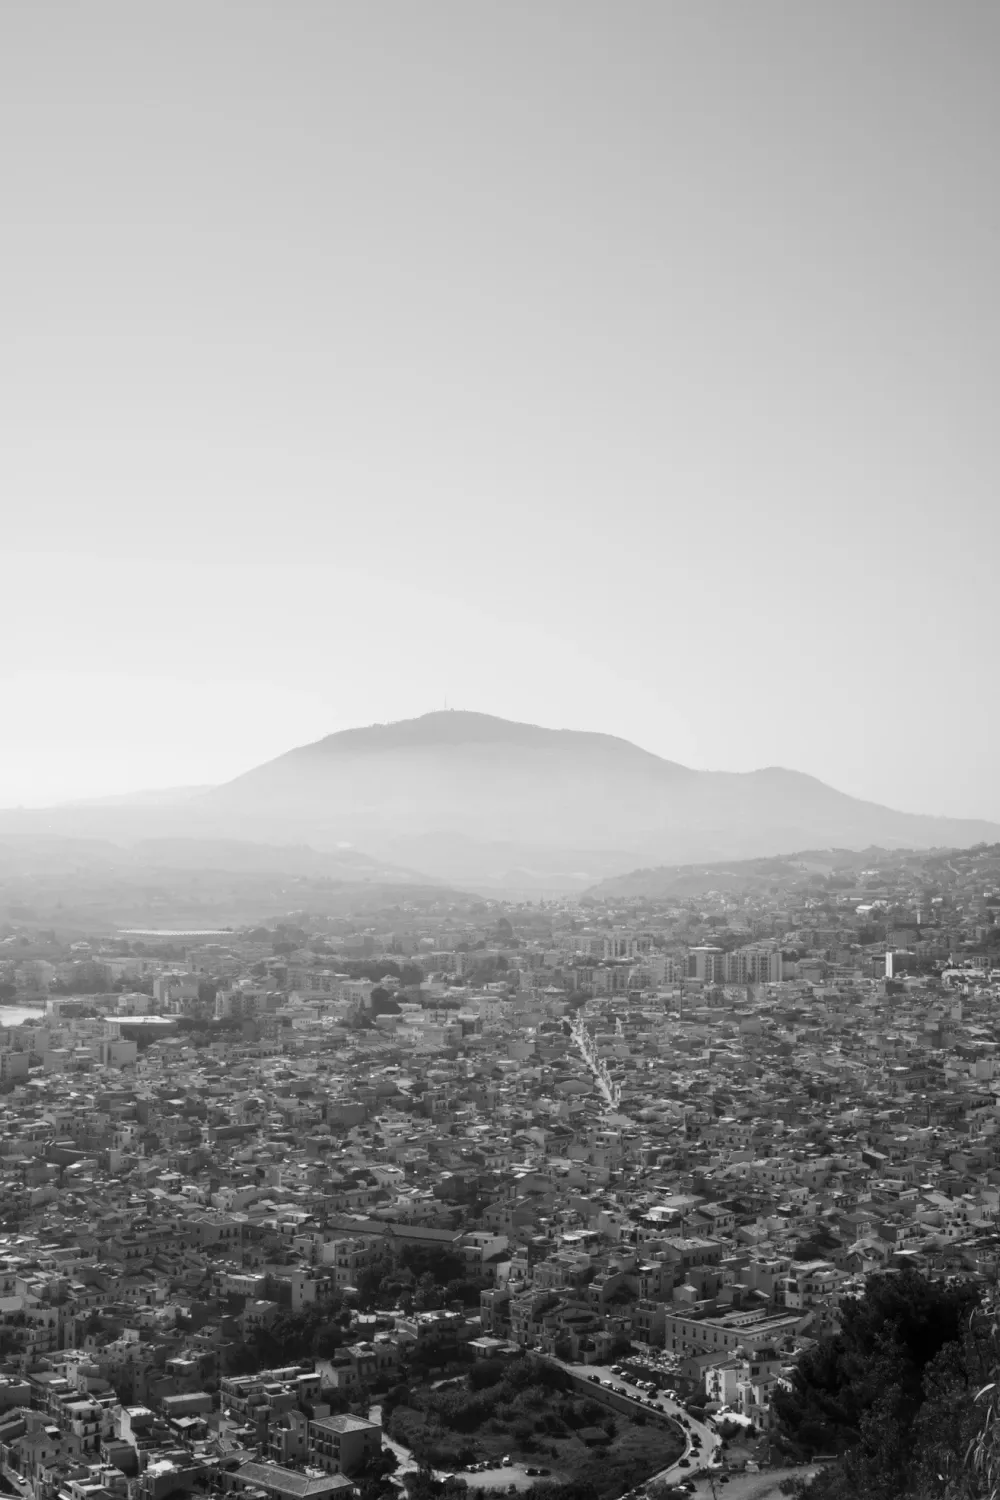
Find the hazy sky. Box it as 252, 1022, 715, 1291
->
2, 2, 998, 817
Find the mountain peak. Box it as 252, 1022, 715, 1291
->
300, 710, 679, 761
197, 711, 1000, 893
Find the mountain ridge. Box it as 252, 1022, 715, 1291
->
194, 711, 1000, 891
216, 710, 693, 781
2, 712, 996, 895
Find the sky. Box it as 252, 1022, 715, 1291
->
1, 2, 998, 818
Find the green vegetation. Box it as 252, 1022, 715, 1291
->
225, 1295, 354, 1374
355, 1244, 484, 1314
791, 1228, 840, 1261
382, 1356, 681, 1499
773, 1268, 996, 1499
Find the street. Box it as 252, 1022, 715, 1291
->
553, 1359, 723, 1486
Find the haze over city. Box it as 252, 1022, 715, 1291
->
3, 10, 1000, 1500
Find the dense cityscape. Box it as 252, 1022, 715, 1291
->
5, 2, 998, 1498
0, 842, 997, 1500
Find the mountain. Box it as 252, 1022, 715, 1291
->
0, 832, 471, 931
191, 711, 1000, 891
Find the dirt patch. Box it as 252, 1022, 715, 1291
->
455, 1416, 684, 1499
686, 1466, 821, 1500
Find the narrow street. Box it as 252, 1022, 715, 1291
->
569, 1017, 623, 1112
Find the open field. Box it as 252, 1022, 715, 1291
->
385, 1358, 684, 1500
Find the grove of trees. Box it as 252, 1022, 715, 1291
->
773, 1268, 998, 1500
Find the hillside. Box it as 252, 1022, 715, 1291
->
192, 711, 1000, 890
0, 834, 470, 932
582, 847, 922, 901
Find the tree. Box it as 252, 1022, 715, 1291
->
356, 1447, 400, 1500
355, 1266, 387, 1311
370, 988, 401, 1018
312, 1319, 344, 1358
773, 1269, 985, 1499
793, 1231, 838, 1262
225, 1341, 260, 1375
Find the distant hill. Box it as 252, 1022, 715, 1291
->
190, 711, 1000, 891
4, 712, 997, 896
585, 841, 1000, 901
583, 848, 903, 900
0, 833, 472, 931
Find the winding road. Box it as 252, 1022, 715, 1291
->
550, 1360, 722, 1488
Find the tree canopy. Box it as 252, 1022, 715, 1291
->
774, 1268, 990, 1500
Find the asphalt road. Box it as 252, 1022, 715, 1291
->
374, 1363, 734, 1498
553, 1359, 723, 1486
